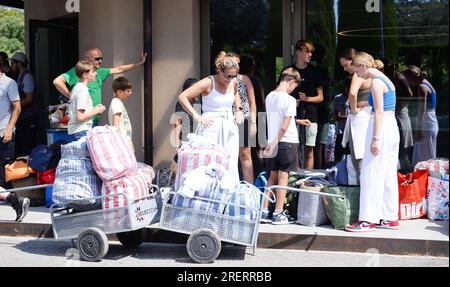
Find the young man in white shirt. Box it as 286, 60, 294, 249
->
262, 68, 311, 225
68, 61, 106, 140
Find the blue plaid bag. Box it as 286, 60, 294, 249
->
52, 137, 101, 205
224, 182, 262, 221
173, 164, 234, 214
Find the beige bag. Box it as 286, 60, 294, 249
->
5, 158, 36, 182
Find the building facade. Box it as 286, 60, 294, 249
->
2, 0, 448, 168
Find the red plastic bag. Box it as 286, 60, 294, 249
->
36, 168, 57, 185
398, 170, 429, 220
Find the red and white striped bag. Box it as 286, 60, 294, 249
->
102, 174, 149, 209
87, 126, 137, 181
174, 134, 230, 191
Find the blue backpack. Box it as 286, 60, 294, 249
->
327, 155, 349, 185
255, 172, 268, 192
28, 145, 54, 172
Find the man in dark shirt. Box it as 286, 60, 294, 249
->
282, 40, 324, 169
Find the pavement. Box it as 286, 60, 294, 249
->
0, 202, 448, 258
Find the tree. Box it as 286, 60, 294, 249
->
307, 0, 337, 72
0, 7, 25, 57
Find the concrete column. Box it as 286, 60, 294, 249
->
152, 0, 201, 169
80, 0, 145, 161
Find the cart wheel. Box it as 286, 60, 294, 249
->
186, 229, 221, 264
117, 229, 146, 249
77, 227, 109, 262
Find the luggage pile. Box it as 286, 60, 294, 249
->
50, 126, 156, 212
173, 133, 263, 220
255, 156, 449, 230
5, 142, 66, 207
255, 157, 361, 230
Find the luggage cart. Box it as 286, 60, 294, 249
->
50, 185, 160, 262
159, 187, 275, 264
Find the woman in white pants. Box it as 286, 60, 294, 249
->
178, 52, 244, 186
346, 52, 400, 232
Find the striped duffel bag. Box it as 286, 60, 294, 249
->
87, 126, 138, 182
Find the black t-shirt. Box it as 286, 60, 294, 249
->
286, 64, 325, 123
316, 65, 331, 124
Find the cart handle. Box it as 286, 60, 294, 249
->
269, 185, 345, 200
293, 177, 337, 188
0, 184, 53, 195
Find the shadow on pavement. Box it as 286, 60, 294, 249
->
13, 239, 247, 263
425, 221, 450, 237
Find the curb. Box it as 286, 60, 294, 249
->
1, 222, 448, 257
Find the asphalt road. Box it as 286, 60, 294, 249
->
0, 236, 448, 268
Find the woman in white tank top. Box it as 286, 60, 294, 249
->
178, 52, 244, 186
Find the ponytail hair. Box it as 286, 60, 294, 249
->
215, 51, 240, 73
352, 51, 378, 68
373, 59, 384, 71
404, 65, 426, 81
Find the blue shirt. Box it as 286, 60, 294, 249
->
421, 81, 437, 110
369, 76, 396, 112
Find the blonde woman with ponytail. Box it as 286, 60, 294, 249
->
178, 51, 244, 185
403, 65, 439, 165
345, 52, 400, 232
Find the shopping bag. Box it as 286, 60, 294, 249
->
137, 163, 156, 189
427, 177, 449, 221
322, 185, 360, 230
398, 170, 429, 220
174, 134, 229, 191
36, 168, 57, 185
174, 164, 234, 214
224, 182, 262, 221
5, 158, 35, 182
102, 174, 149, 209
87, 126, 137, 181
296, 179, 330, 227
415, 158, 449, 180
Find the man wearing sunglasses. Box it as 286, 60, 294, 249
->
53, 47, 147, 125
